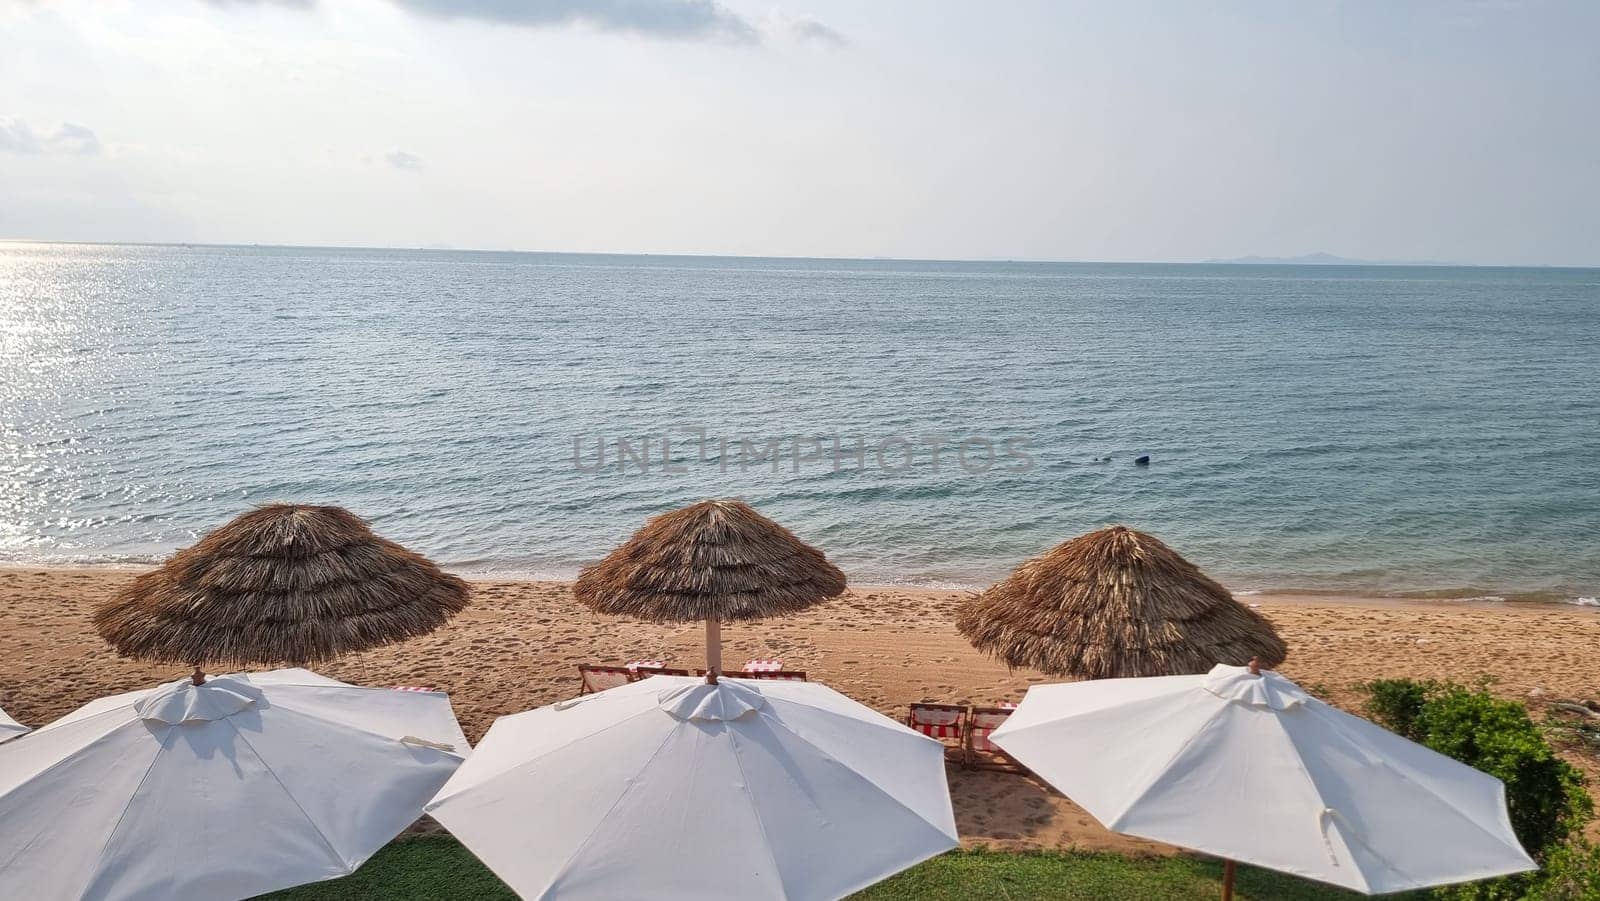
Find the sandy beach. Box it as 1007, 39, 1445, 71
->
2, 566, 1596, 854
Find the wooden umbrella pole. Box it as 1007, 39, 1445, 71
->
190, 663, 205, 686
1220, 650, 1246, 901
705, 617, 722, 684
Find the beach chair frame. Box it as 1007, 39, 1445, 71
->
907, 702, 967, 762
577, 663, 636, 694
695, 669, 807, 681
737, 670, 808, 682
964, 706, 1024, 771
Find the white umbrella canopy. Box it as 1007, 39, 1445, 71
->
427, 674, 959, 901
991, 663, 1537, 895
0, 668, 469, 901
0, 704, 26, 744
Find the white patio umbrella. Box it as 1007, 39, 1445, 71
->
0, 704, 26, 743
0, 668, 469, 901
991, 662, 1537, 897
427, 674, 959, 901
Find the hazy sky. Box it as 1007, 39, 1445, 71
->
2, 0, 1597, 264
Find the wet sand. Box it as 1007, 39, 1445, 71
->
2, 566, 1596, 853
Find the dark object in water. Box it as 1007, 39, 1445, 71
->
1135, 455, 1150, 466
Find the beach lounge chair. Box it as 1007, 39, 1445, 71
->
907, 702, 966, 761
965, 706, 1024, 771
635, 667, 691, 678
743, 658, 784, 673
577, 664, 635, 694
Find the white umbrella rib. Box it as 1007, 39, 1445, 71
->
723, 727, 799, 901
222, 718, 353, 873
0, 708, 136, 806
1103, 702, 1233, 832
1287, 707, 1524, 884
255, 704, 465, 758
528, 723, 685, 901
738, 719, 957, 899
1306, 705, 1526, 850
732, 720, 953, 901
1261, 712, 1378, 895
445, 703, 666, 802
760, 714, 956, 836
75, 726, 181, 898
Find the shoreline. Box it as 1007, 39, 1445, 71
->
5, 562, 1594, 612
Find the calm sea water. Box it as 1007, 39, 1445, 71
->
2, 242, 1597, 604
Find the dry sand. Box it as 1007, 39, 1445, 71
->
2, 567, 1597, 854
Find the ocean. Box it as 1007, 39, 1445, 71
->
2, 242, 1596, 604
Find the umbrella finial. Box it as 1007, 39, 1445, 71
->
190, 664, 205, 686
1248, 657, 1261, 676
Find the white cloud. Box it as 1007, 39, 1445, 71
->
202, 0, 314, 7
0, 118, 42, 154
206, 0, 768, 42
390, 0, 759, 43
385, 149, 423, 171
50, 122, 101, 154
0, 117, 102, 155
192, 0, 849, 46
787, 15, 847, 48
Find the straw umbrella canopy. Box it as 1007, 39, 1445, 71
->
94, 503, 470, 676
956, 525, 1286, 679
572, 499, 846, 675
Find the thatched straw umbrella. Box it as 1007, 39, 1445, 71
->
95, 504, 470, 679
956, 525, 1286, 679
572, 499, 846, 678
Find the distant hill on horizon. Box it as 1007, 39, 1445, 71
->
1207, 252, 1459, 266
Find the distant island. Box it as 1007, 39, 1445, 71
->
1207, 252, 1457, 266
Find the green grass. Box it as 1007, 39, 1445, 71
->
260, 836, 1419, 900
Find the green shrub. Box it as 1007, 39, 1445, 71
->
1364, 677, 1435, 740
1522, 841, 1600, 901
1416, 685, 1591, 859
1361, 679, 1594, 901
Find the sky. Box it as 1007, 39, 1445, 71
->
1, 0, 1598, 265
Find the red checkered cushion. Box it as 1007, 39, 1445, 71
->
909, 704, 964, 742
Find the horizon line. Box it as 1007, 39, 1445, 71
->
3, 237, 1595, 270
